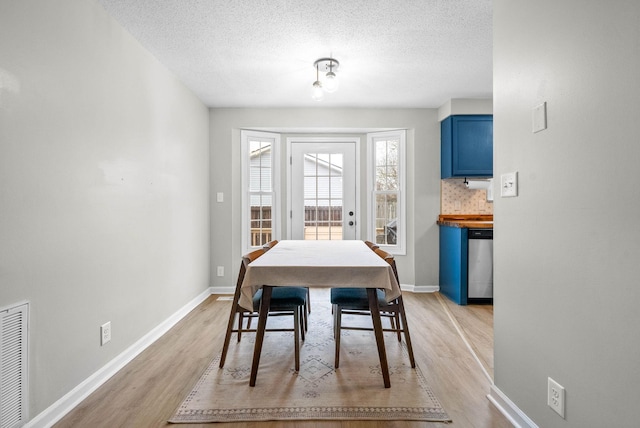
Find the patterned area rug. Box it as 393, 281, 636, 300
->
169, 299, 451, 423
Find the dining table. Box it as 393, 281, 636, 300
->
239, 239, 402, 388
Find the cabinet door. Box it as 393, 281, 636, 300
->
439, 225, 468, 305
441, 115, 493, 178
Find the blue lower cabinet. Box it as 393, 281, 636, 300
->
439, 225, 468, 305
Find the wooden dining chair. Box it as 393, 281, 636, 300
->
330, 248, 416, 369
241, 242, 308, 334
219, 248, 262, 368
263, 239, 311, 322
219, 248, 308, 371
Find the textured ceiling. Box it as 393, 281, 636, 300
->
97, 0, 492, 108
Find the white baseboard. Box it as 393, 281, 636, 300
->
401, 284, 439, 293
488, 384, 539, 428
25, 287, 214, 428
210, 286, 235, 294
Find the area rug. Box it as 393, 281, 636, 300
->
169, 299, 451, 423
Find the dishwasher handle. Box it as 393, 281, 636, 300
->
468, 228, 493, 239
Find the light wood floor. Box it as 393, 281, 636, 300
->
439, 295, 495, 381
54, 290, 511, 428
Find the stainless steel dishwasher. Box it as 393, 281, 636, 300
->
467, 228, 493, 303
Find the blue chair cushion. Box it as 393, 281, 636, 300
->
330, 287, 387, 310
252, 287, 307, 311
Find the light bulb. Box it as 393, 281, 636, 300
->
324, 71, 339, 93
311, 80, 324, 101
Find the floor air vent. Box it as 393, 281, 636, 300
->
1, 302, 28, 428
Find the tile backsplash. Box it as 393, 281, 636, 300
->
441, 179, 494, 214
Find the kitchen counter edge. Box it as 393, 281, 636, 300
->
437, 214, 493, 229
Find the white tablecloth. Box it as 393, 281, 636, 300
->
239, 240, 401, 311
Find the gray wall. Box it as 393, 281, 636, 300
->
0, 0, 210, 417
209, 108, 441, 290
494, 1, 640, 426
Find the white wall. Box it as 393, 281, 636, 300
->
493, 1, 640, 426
0, 0, 210, 419
209, 108, 441, 290
437, 98, 493, 121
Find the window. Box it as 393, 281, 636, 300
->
367, 130, 406, 255
241, 130, 280, 253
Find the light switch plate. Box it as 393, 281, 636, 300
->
216, 192, 224, 202
500, 172, 518, 197
533, 102, 547, 133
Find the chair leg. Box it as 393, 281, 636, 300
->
237, 313, 243, 342
306, 288, 311, 313
332, 304, 337, 338
299, 306, 306, 341
334, 305, 342, 368
397, 297, 416, 368
302, 302, 308, 332
386, 311, 396, 330
220, 280, 248, 369
220, 310, 238, 369
293, 307, 300, 371
250, 286, 272, 387
395, 310, 402, 341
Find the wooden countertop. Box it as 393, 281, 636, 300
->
437, 214, 493, 229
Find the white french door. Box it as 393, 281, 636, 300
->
289, 140, 358, 240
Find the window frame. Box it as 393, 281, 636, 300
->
366, 130, 407, 255
241, 130, 281, 255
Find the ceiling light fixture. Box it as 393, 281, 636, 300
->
311, 57, 340, 100
311, 62, 324, 101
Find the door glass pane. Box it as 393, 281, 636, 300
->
303, 153, 343, 240
303, 177, 317, 198
317, 177, 330, 198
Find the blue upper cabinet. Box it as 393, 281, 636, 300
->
441, 115, 493, 178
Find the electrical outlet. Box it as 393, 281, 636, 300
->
101, 322, 111, 346
217, 266, 224, 277
548, 377, 565, 418
500, 171, 518, 197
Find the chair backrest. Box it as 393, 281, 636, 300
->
364, 240, 379, 250
373, 247, 392, 262
374, 248, 400, 283
243, 247, 266, 265
236, 248, 267, 294
263, 240, 279, 250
